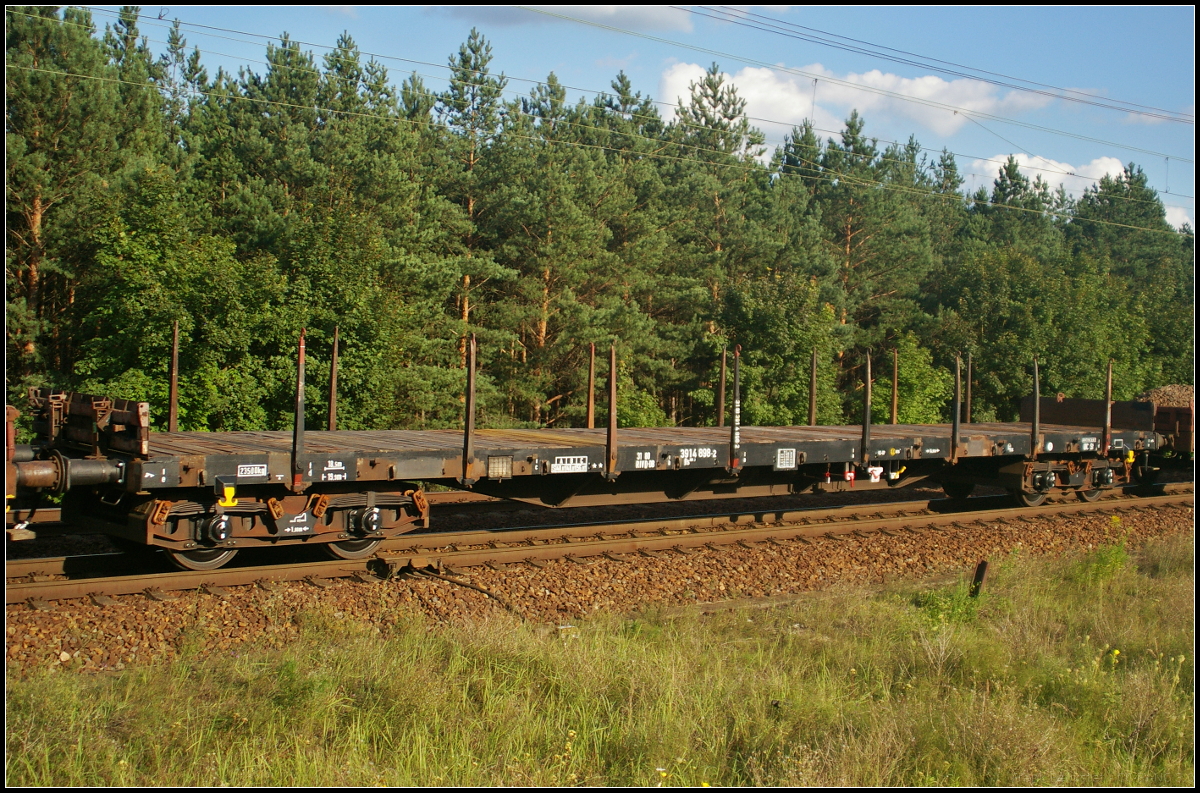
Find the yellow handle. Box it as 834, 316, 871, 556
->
218, 485, 238, 507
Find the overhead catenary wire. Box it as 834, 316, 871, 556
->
955, 112, 1073, 177
681, 5, 1193, 124
517, 5, 1195, 165
6, 29, 1189, 224
721, 6, 1195, 122
722, 6, 1194, 121
8, 62, 1188, 239
89, 29, 1194, 208
31, 8, 1194, 209
58, 7, 1198, 200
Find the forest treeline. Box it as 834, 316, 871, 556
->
6, 7, 1194, 432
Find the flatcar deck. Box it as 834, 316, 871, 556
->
128, 421, 1158, 493
145, 422, 1130, 456
9, 386, 1166, 566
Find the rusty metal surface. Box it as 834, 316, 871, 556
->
143, 422, 1130, 457
1021, 396, 1156, 431
5, 506, 63, 524
378, 493, 1191, 572
423, 491, 503, 506
28, 389, 151, 457
1153, 405, 1194, 455
114, 418, 1161, 500
6, 557, 370, 603
381, 482, 1191, 552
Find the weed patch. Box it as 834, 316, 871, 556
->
1068, 542, 1129, 585
913, 581, 982, 625
7, 533, 1194, 786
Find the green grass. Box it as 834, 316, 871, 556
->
7, 534, 1194, 786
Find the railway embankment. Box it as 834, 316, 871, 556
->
5, 508, 1193, 785
5, 498, 1191, 667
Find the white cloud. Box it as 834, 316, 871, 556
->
322, 6, 358, 19
660, 62, 841, 135
1122, 111, 1167, 125
1165, 205, 1195, 230
549, 6, 693, 32
967, 153, 1126, 198
658, 61, 1053, 138
968, 154, 1195, 229
444, 6, 693, 32
833, 68, 1051, 135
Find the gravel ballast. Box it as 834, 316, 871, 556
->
6, 502, 1192, 675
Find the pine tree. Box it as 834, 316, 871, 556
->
5, 21, 1191, 434
6, 7, 122, 381
968, 156, 1061, 259
483, 73, 635, 425
1068, 165, 1194, 384
812, 112, 932, 401
104, 6, 165, 158
438, 29, 511, 363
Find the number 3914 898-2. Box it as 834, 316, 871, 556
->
679, 447, 717, 466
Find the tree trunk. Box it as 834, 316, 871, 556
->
536, 228, 551, 349
537, 267, 550, 348
22, 195, 44, 358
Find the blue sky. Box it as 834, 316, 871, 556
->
92, 5, 1195, 227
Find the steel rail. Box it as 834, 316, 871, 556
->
7, 558, 376, 604
381, 492, 1192, 572
10, 483, 1186, 580
6, 486, 1191, 605
396, 483, 1191, 545
7, 552, 140, 580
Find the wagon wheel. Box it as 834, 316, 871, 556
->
324, 537, 383, 560
1075, 487, 1102, 503
1010, 489, 1047, 508
166, 547, 238, 571
941, 481, 975, 500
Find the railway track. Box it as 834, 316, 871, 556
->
7, 483, 1192, 606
